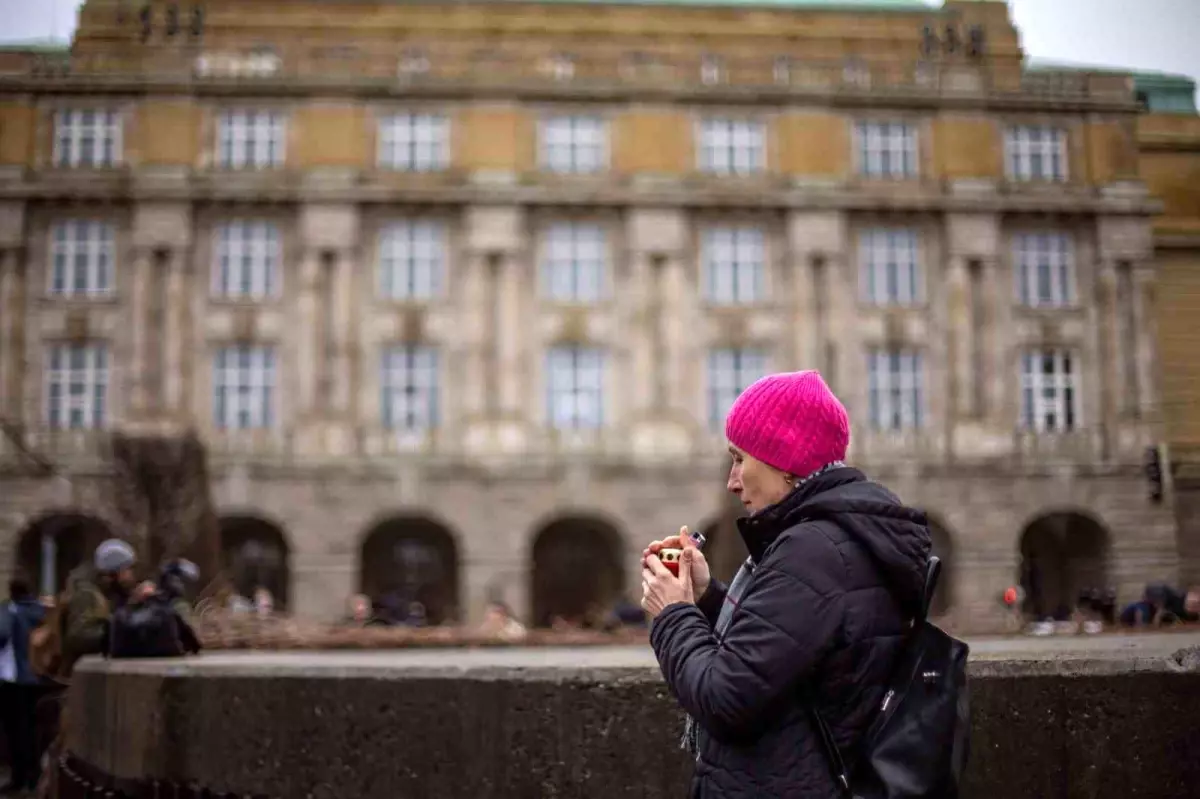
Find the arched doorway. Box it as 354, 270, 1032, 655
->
359, 516, 459, 625
926, 515, 955, 619
220, 516, 291, 611
1019, 511, 1110, 621
16, 513, 112, 597
530, 515, 625, 628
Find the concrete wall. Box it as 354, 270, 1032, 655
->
64, 644, 1200, 799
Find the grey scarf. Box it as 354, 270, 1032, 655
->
680, 460, 845, 757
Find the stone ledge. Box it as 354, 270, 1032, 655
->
65, 633, 1200, 799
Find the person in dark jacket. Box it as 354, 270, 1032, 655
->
642, 370, 931, 798
0, 575, 49, 794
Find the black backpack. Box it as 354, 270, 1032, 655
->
109, 595, 202, 659
812, 556, 971, 799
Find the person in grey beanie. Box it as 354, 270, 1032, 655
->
61, 538, 151, 671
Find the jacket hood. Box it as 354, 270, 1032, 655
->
739, 467, 932, 615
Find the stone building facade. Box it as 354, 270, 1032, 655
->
0, 0, 1182, 631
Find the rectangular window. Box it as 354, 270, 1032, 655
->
1005, 126, 1068, 182
216, 110, 286, 169
866, 349, 924, 431
707, 348, 769, 430
378, 221, 444, 300
699, 119, 765, 176
212, 345, 276, 430
541, 222, 606, 303
380, 345, 439, 431
855, 121, 919, 179
212, 221, 281, 300
44, 343, 109, 430
702, 227, 766, 305
53, 109, 121, 168
1021, 349, 1078, 433
378, 113, 449, 172
48, 220, 115, 298
546, 346, 605, 430
859, 228, 921, 306
540, 116, 606, 174
1014, 232, 1074, 308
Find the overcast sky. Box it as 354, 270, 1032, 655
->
1, 0, 1197, 98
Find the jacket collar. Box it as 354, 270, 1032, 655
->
737, 467, 866, 563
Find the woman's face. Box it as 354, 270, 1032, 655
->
726, 445, 794, 514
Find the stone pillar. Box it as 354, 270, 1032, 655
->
626, 250, 657, 417
495, 250, 526, 417
0, 248, 14, 417
295, 248, 322, 418
1132, 264, 1158, 419
163, 247, 187, 414
791, 251, 820, 372
983, 256, 1013, 427
786, 211, 848, 395
459, 250, 491, 420
658, 253, 688, 412
328, 246, 357, 419
945, 255, 970, 421
128, 246, 153, 414
1095, 260, 1119, 456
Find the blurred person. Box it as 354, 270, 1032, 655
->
61, 538, 147, 669
0, 575, 48, 794
345, 593, 372, 625
642, 370, 931, 798
478, 601, 527, 641
253, 586, 275, 618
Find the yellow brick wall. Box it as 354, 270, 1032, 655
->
0, 102, 35, 166
932, 115, 1001, 180
293, 103, 369, 168
1157, 250, 1200, 446
1141, 151, 1200, 231
1084, 120, 1139, 185
454, 106, 534, 174
776, 112, 850, 178
129, 100, 202, 167
613, 110, 693, 175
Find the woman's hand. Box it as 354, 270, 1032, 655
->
644, 525, 711, 599
642, 548, 695, 619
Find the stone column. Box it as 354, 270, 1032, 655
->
163, 247, 187, 414
459, 250, 491, 420
791, 251, 820, 371
495, 249, 530, 418
1095, 260, 1119, 456
328, 247, 357, 419
0, 248, 13, 417
295, 248, 322, 419
945, 255, 971, 420
658, 253, 688, 412
985, 254, 1015, 428
1132, 264, 1158, 419
127, 246, 153, 414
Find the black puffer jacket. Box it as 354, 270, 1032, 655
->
650, 467, 931, 798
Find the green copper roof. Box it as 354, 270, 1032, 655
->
0, 38, 70, 54
1025, 57, 1197, 115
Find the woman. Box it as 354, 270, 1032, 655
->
642, 370, 931, 798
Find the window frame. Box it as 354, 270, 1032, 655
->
1014, 231, 1075, 308
853, 120, 919, 179
545, 345, 606, 430
539, 114, 607, 175
211, 220, 282, 301
377, 220, 446, 301
698, 118, 766, 176
706, 347, 770, 431
212, 344, 278, 431
380, 344, 440, 432
866, 348, 925, 431
377, 112, 449, 172
52, 108, 122, 168
701, 226, 767, 305
1020, 349, 1079, 433
540, 221, 608, 303
47, 220, 116, 299
43, 342, 109, 430
216, 109, 287, 170
858, 227, 922, 306
1004, 125, 1068, 182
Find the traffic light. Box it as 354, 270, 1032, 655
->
1145, 445, 1164, 503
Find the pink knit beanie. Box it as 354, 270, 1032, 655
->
724, 370, 850, 478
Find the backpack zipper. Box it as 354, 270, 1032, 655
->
881, 689, 895, 712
